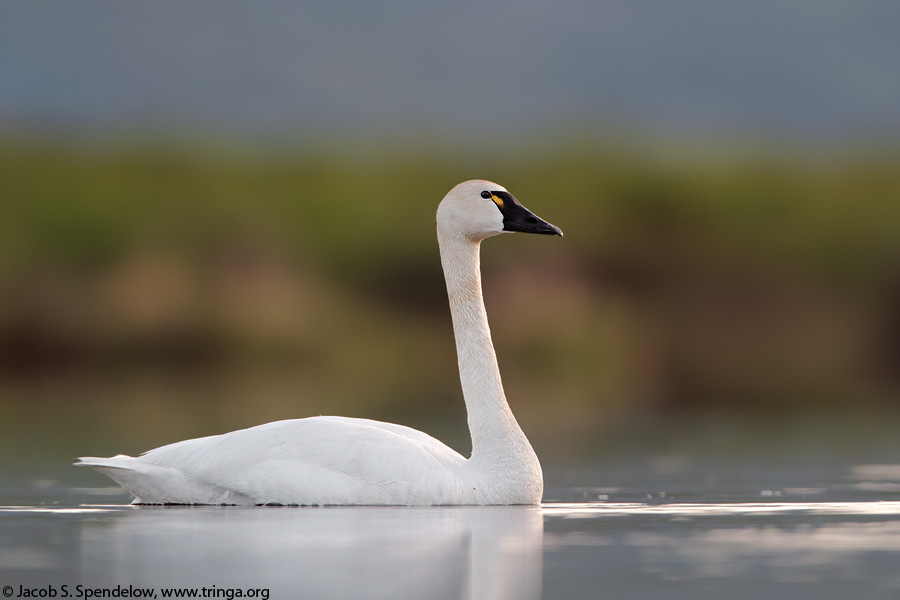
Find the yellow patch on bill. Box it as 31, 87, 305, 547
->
490, 194, 504, 208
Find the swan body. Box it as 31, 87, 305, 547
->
76, 180, 562, 505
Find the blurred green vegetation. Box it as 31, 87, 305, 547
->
1, 139, 899, 470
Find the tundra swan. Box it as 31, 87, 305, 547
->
76, 180, 562, 505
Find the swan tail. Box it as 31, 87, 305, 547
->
74, 455, 253, 505
75, 455, 162, 503
75, 455, 139, 471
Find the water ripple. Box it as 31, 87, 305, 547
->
542, 501, 900, 518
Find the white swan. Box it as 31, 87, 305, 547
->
76, 180, 562, 505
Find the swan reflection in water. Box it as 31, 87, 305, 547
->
79, 505, 544, 600
9, 496, 900, 597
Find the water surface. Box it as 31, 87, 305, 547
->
3, 456, 900, 600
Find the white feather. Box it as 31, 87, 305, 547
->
76, 180, 559, 505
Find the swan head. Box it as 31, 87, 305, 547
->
437, 180, 563, 241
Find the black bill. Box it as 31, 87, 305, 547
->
490, 191, 563, 236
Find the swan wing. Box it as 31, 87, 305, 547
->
78, 417, 473, 505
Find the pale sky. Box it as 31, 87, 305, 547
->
1, 0, 898, 145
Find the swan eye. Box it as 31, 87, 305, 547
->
480, 191, 492, 199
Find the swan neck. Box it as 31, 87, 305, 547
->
437, 229, 532, 464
